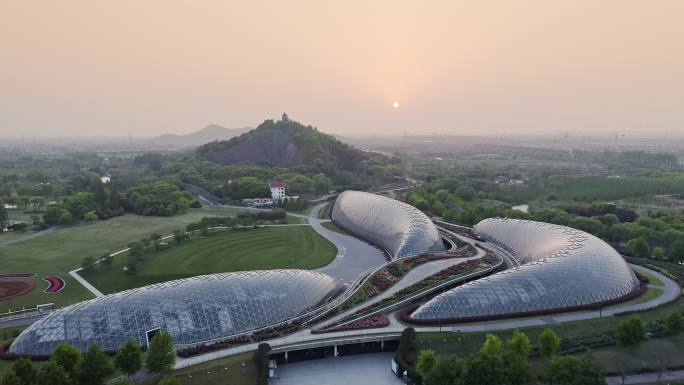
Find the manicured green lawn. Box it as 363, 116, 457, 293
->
82, 226, 337, 294
0, 208, 254, 311
138, 352, 256, 385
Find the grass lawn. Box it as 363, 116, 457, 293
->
321, 221, 348, 235
604, 287, 664, 309
416, 296, 684, 375
0, 207, 254, 311
82, 226, 337, 294
138, 352, 256, 385
640, 271, 665, 287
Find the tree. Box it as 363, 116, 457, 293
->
43, 206, 71, 226
416, 349, 438, 379
84, 210, 98, 224
482, 334, 503, 356
173, 230, 185, 244
11, 358, 36, 385
146, 330, 176, 376
286, 174, 315, 194
539, 328, 561, 357
396, 327, 417, 364
81, 256, 96, 271
627, 237, 651, 258
665, 311, 683, 335
670, 239, 684, 263
464, 349, 504, 385
158, 378, 182, 385
1, 370, 20, 385
617, 315, 646, 345
508, 330, 531, 359
255, 343, 271, 385
115, 337, 143, 378
0, 199, 8, 231
652, 246, 665, 259
424, 355, 466, 385
78, 343, 114, 385
503, 349, 533, 385
456, 186, 476, 202
36, 362, 70, 385
50, 342, 82, 377
58, 210, 73, 225
126, 181, 192, 216
548, 355, 606, 385
222, 177, 271, 200
312, 173, 332, 193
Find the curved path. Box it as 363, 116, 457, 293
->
308, 203, 387, 284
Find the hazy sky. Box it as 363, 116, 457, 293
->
1, 0, 683, 138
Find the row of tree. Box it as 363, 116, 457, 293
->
413, 328, 603, 385
1, 331, 176, 385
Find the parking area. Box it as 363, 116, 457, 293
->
271, 352, 403, 385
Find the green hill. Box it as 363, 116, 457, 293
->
196, 119, 381, 176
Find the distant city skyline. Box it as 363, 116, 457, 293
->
1, 1, 683, 138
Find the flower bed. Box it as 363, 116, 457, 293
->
313, 314, 389, 334
0, 280, 35, 302
0, 273, 36, 279
42, 275, 66, 293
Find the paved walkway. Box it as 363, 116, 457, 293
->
308, 203, 387, 284
606, 369, 684, 385
272, 352, 402, 385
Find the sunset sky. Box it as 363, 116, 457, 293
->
1, 0, 683, 137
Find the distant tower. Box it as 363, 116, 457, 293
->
281, 112, 289, 123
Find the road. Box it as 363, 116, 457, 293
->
308, 203, 387, 284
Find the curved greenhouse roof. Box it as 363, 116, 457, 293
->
411, 218, 640, 321
10, 270, 342, 356
332, 190, 445, 259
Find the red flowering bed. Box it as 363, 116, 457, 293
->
0, 273, 36, 279
42, 276, 66, 293
314, 314, 390, 333
0, 280, 35, 301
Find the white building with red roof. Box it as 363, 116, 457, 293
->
269, 180, 286, 201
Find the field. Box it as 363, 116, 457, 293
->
0, 207, 288, 311
82, 225, 337, 294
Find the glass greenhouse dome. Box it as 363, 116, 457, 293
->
10, 269, 342, 355
331, 190, 445, 258
411, 218, 640, 321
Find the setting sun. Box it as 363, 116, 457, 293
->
392, 101, 400, 109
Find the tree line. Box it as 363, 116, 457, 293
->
1, 331, 176, 385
